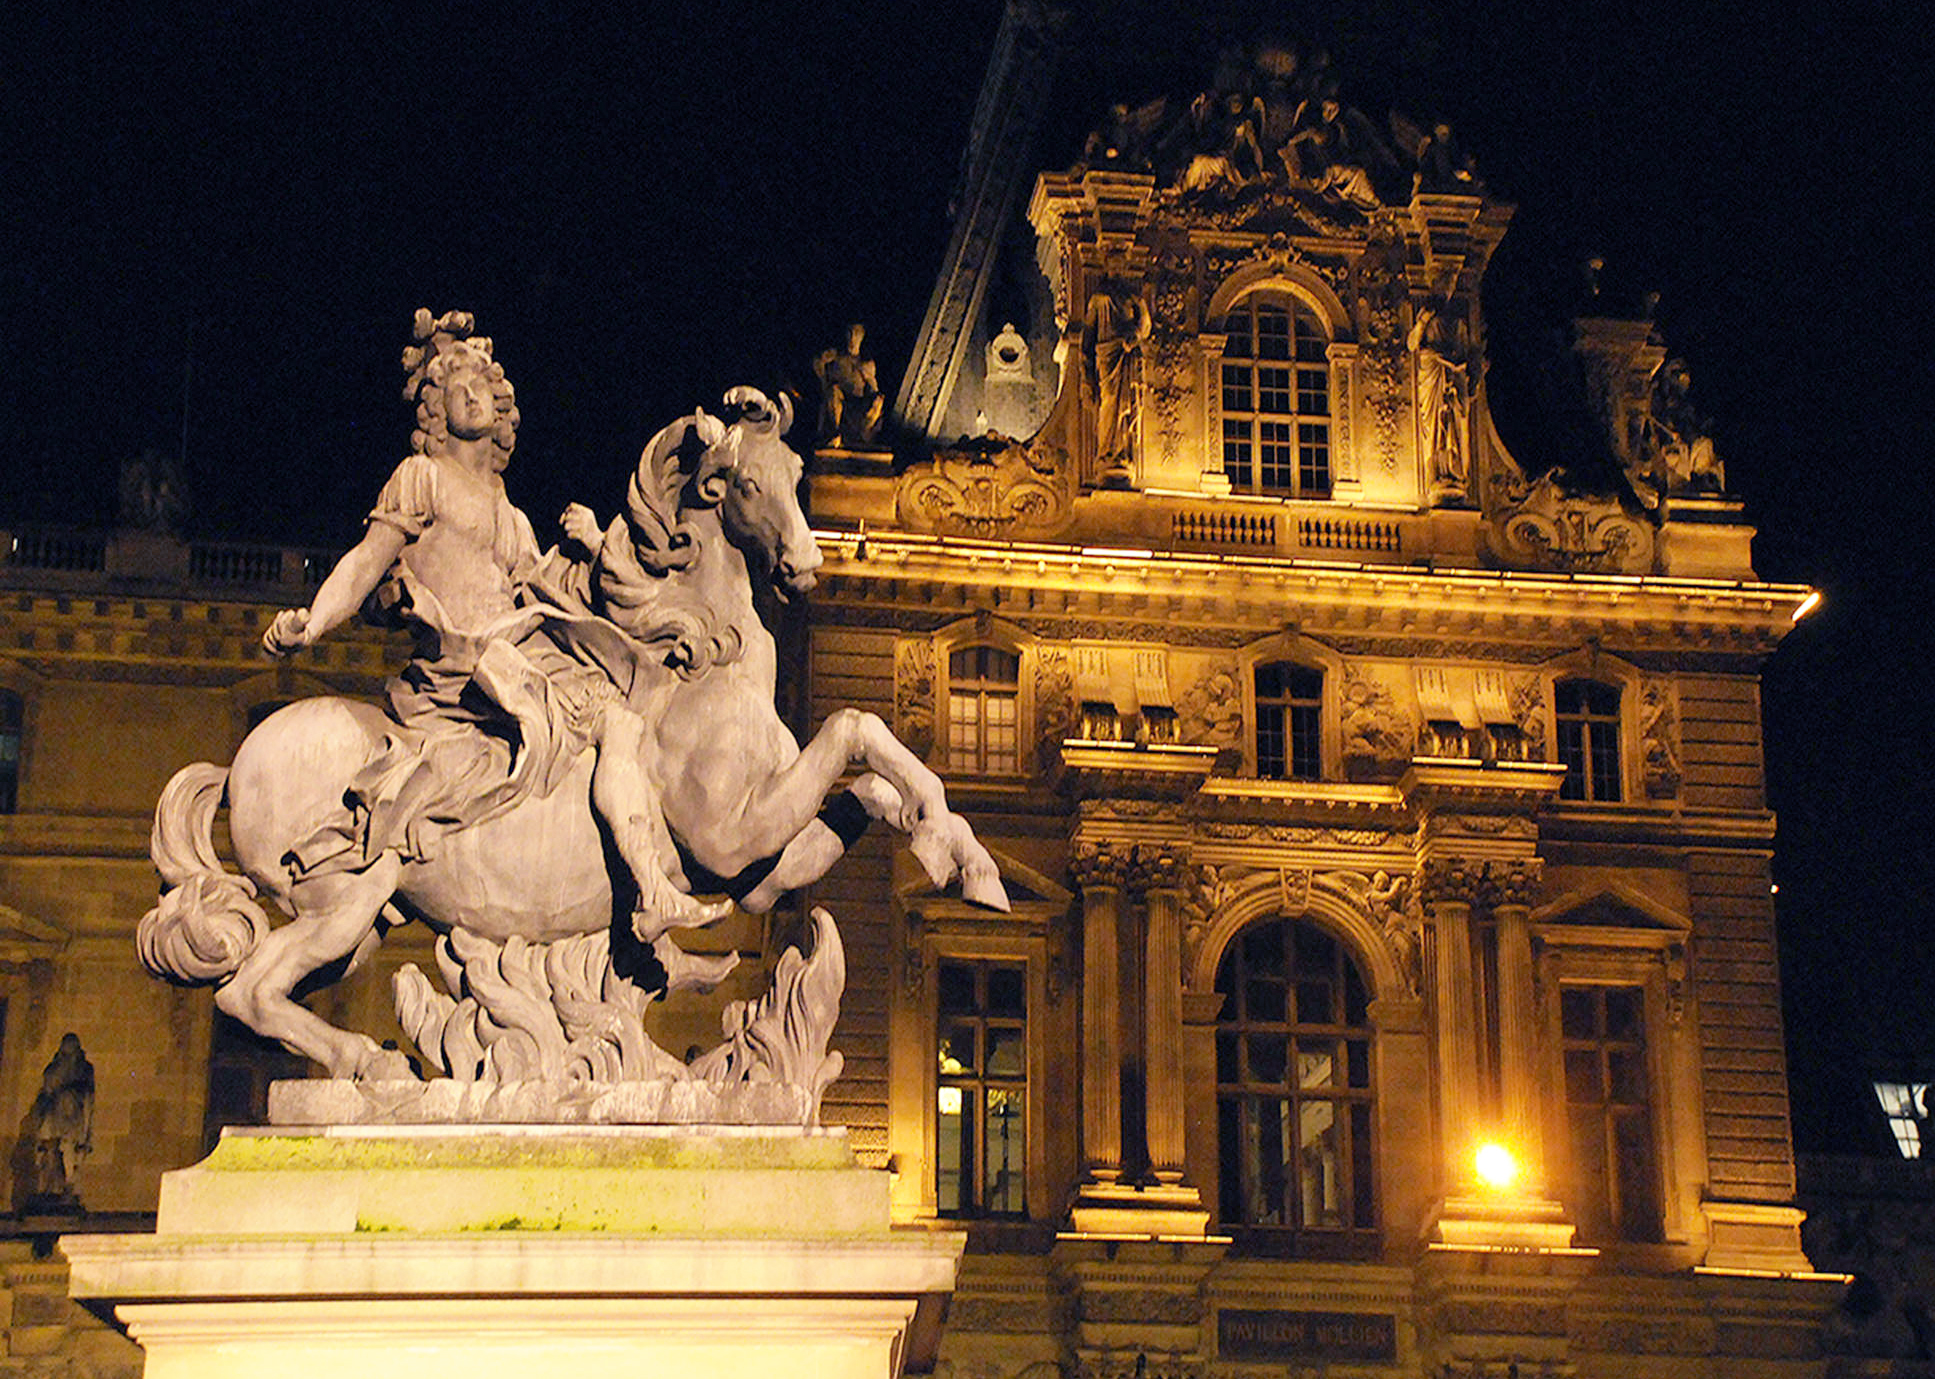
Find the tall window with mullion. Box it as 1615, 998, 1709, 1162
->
1219, 295, 1331, 497
947, 645, 1020, 775
1216, 918, 1377, 1250
936, 959, 1028, 1217
1561, 985, 1660, 1241
1255, 661, 1322, 780
1554, 679, 1622, 801
0, 690, 20, 813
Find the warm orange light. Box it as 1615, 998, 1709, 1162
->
1474, 1142, 1519, 1191
1792, 590, 1822, 622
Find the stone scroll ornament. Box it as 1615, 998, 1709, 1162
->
138, 311, 1008, 1127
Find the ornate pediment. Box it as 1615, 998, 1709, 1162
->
895, 437, 1074, 539
1484, 472, 1656, 574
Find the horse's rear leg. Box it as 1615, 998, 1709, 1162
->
216, 857, 409, 1081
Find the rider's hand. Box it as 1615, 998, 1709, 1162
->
263, 607, 311, 657
560, 503, 602, 553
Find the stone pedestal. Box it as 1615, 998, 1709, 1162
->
63, 1124, 963, 1379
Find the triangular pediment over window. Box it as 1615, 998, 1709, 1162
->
0, 903, 69, 965
1530, 884, 1690, 935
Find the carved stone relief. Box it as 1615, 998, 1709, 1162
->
1146, 246, 1196, 468
1640, 677, 1683, 799
1352, 231, 1409, 474
1340, 665, 1415, 780
1036, 644, 1075, 757
1174, 660, 1242, 749
1484, 472, 1657, 574
1510, 673, 1548, 761
896, 438, 1074, 538
894, 636, 937, 760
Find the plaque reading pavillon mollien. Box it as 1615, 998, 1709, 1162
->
1216, 1307, 1398, 1363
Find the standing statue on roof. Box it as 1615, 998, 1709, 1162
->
1083, 280, 1151, 486
1409, 270, 1473, 501
262, 309, 722, 944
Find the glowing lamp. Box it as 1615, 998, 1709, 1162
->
1474, 1141, 1519, 1191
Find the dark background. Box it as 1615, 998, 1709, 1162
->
2, 1, 1926, 1152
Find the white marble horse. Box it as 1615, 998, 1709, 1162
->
140, 390, 1006, 1078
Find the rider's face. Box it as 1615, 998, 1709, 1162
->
444, 367, 498, 441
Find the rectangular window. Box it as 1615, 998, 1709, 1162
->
1561, 984, 1660, 1241
1256, 662, 1323, 781
1556, 680, 1623, 802
1257, 365, 1293, 415
1257, 421, 1297, 493
0, 690, 21, 814
948, 646, 1021, 776
936, 959, 1028, 1217
1221, 364, 1252, 414
1297, 423, 1331, 495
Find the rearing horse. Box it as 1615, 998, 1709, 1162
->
140, 390, 1007, 1079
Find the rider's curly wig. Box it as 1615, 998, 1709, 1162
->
399, 308, 519, 469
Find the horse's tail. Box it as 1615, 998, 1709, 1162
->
137, 763, 272, 985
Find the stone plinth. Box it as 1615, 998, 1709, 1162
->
63, 1125, 964, 1379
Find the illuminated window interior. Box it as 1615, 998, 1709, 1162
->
1218, 295, 1331, 498
1875, 1081, 1929, 1158
936, 959, 1027, 1217
947, 645, 1020, 775
1215, 917, 1376, 1249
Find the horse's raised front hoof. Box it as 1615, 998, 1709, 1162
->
354, 1044, 416, 1083
962, 862, 1012, 913
908, 820, 956, 890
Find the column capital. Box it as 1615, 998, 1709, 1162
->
1127, 844, 1192, 896
1416, 856, 1544, 909
1071, 843, 1132, 893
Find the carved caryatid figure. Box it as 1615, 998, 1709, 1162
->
1408, 274, 1472, 500
1083, 281, 1151, 484
813, 323, 884, 447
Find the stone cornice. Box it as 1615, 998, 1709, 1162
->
811, 530, 1811, 657
1057, 741, 1218, 802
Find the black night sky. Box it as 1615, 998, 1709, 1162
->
2, 2, 1927, 1152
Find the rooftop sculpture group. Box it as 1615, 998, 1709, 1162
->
1081, 41, 1481, 222
139, 310, 1007, 1123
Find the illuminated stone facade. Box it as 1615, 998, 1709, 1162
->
0, 57, 1861, 1379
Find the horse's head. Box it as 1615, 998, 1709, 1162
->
691, 387, 822, 599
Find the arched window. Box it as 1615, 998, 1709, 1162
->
0, 689, 22, 813
1219, 294, 1331, 498
1255, 661, 1323, 781
1216, 917, 1377, 1251
948, 645, 1021, 775
1555, 679, 1623, 802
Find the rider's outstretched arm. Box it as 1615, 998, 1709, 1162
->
264, 523, 407, 655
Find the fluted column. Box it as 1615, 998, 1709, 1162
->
1422, 860, 1484, 1188
1491, 860, 1547, 1190
1071, 845, 1128, 1185
1133, 848, 1189, 1185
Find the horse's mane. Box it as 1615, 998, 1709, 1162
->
592, 387, 794, 678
